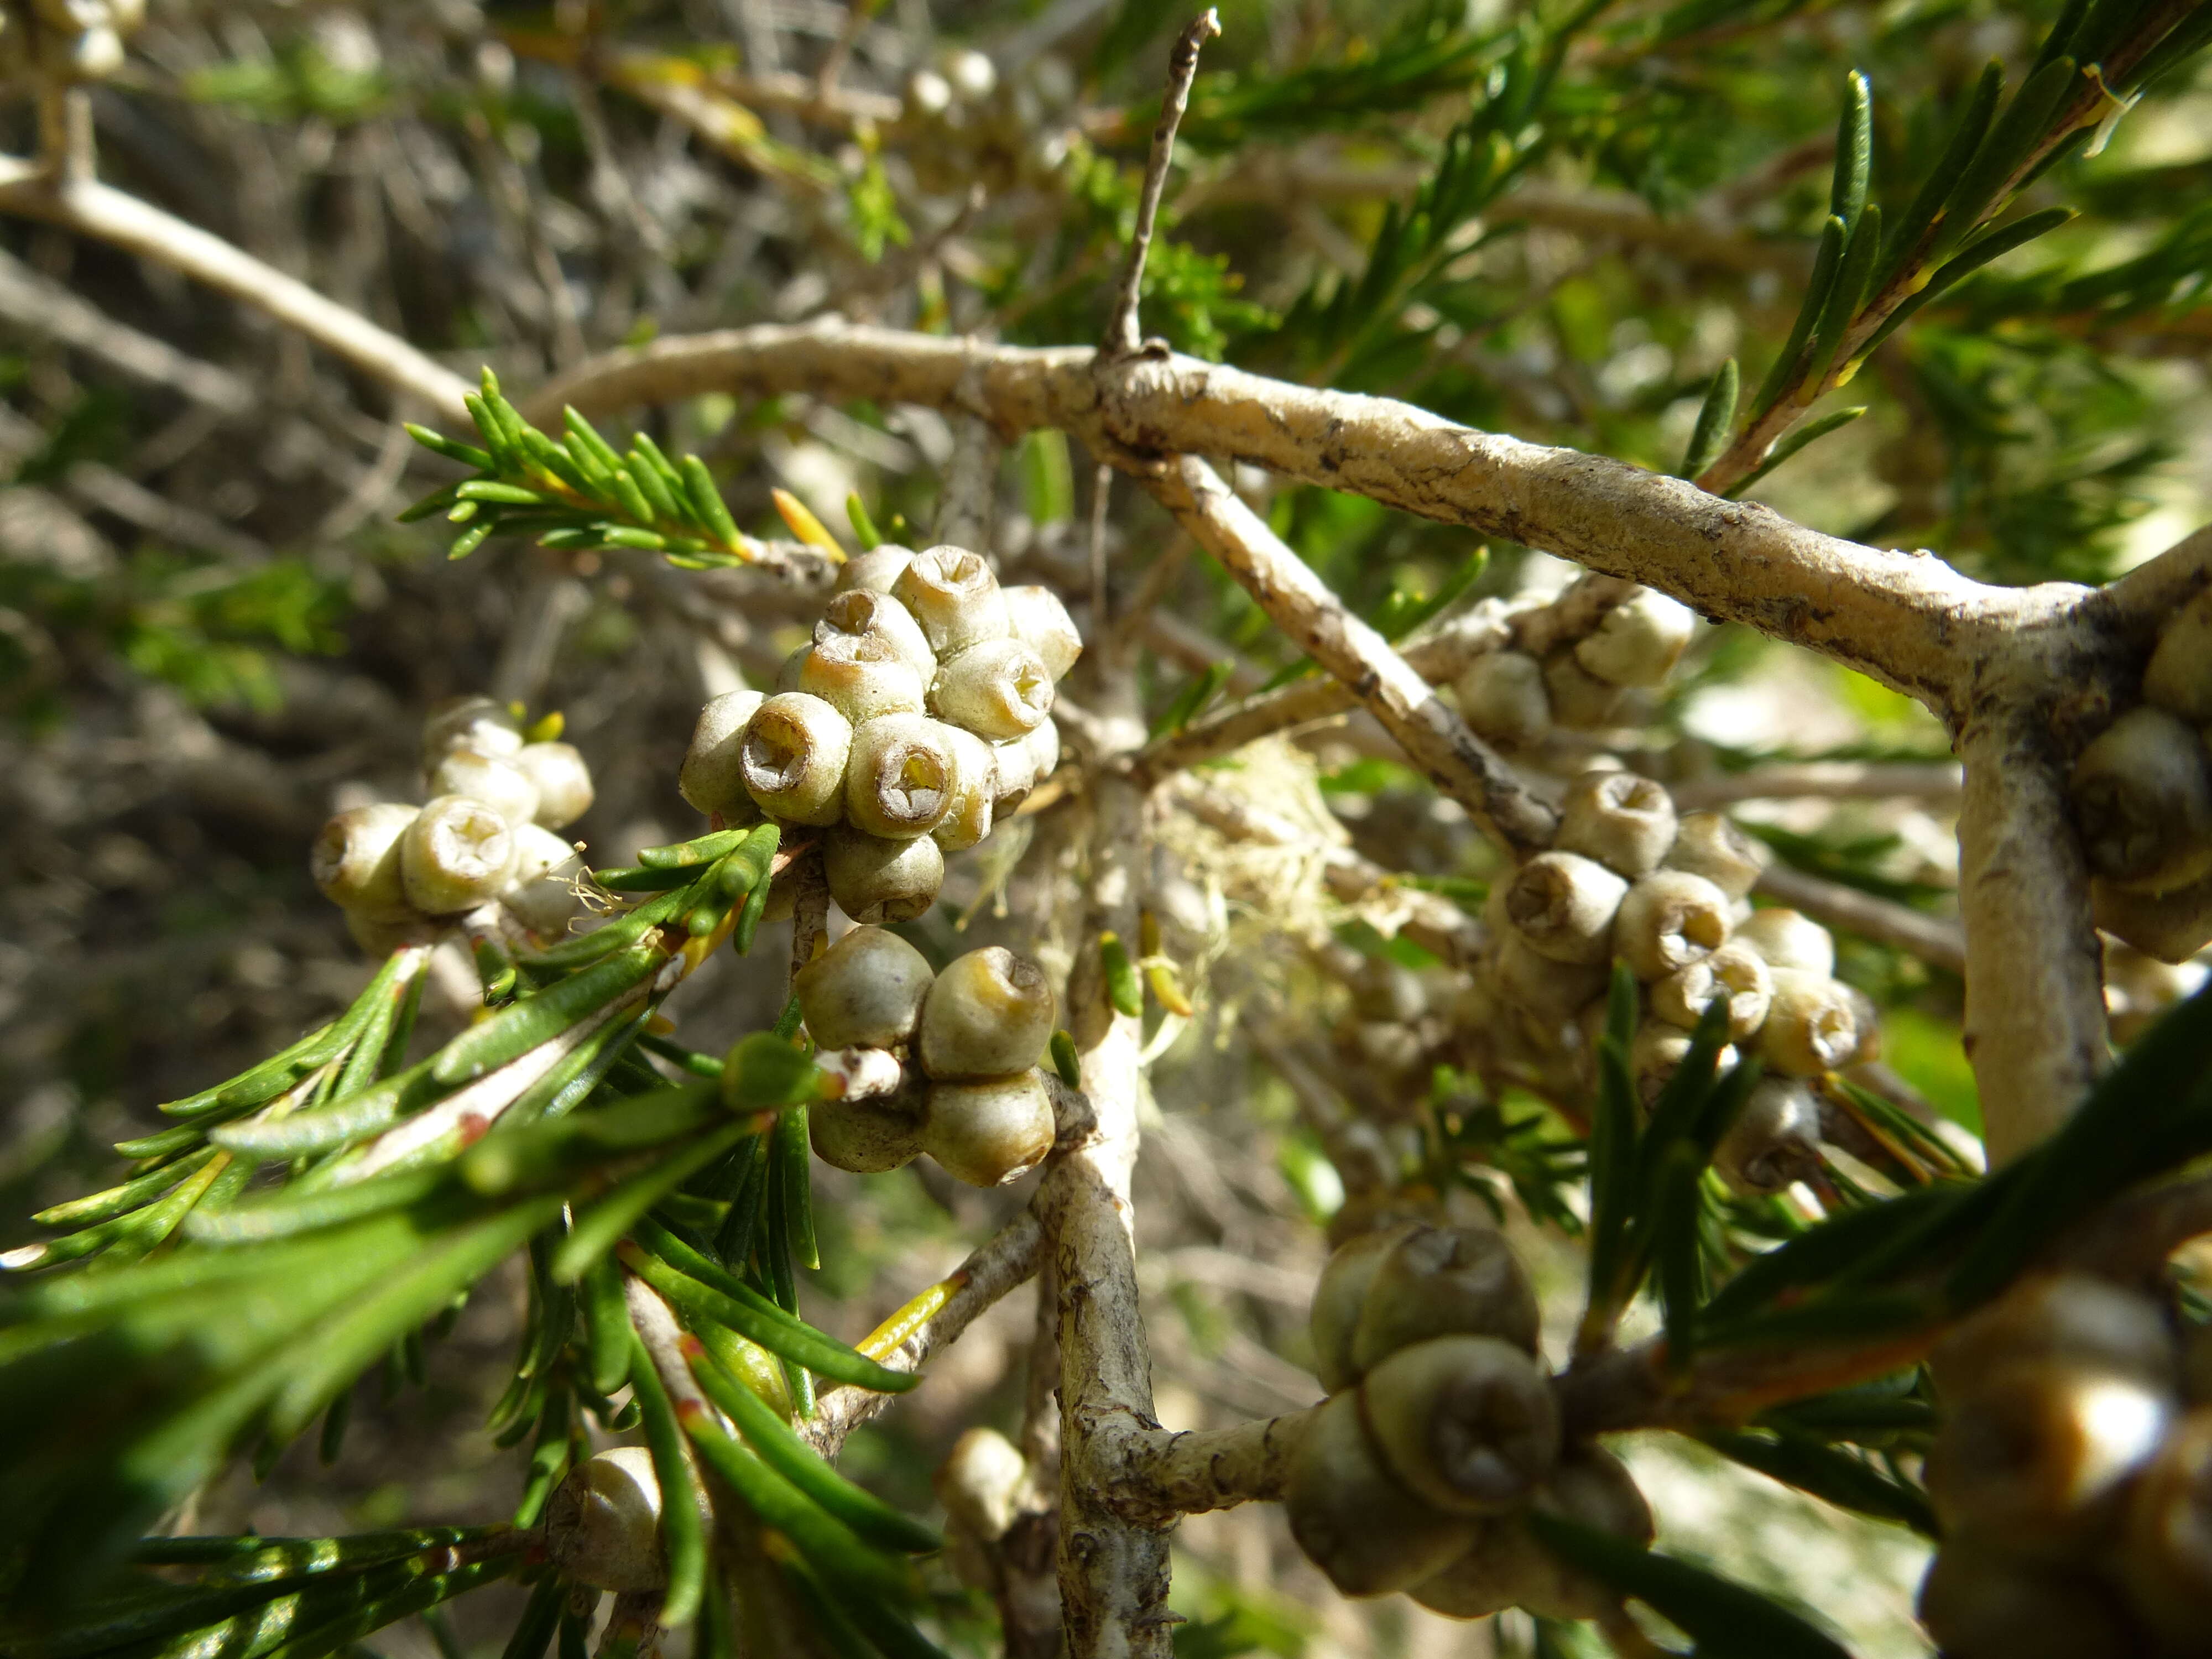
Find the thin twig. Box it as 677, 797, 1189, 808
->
1100, 11, 1220, 358
1752, 862, 1966, 976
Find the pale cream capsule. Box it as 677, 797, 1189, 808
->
893, 546, 1010, 655
400, 795, 518, 915
1019, 716, 1061, 782
921, 1070, 1055, 1185
311, 802, 420, 921
1664, 811, 1768, 898
420, 693, 521, 765
428, 745, 540, 828
2143, 585, 2212, 723
1003, 585, 1083, 680
1651, 940, 1772, 1039
844, 714, 959, 841
794, 925, 936, 1050
1285, 1389, 1481, 1598
824, 825, 943, 924
677, 689, 766, 821
1573, 589, 1696, 688
1713, 1078, 1823, 1195
1501, 852, 1627, 966
934, 1427, 1029, 1542
1615, 870, 1731, 982
775, 645, 811, 693
817, 586, 936, 682
1542, 650, 1624, 729
1731, 907, 1835, 977
836, 543, 916, 596
796, 633, 928, 726
1454, 650, 1551, 748
512, 742, 594, 830
931, 638, 1054, 739
990, 733, 1039, 804
1359, 1335, 1561, 1516
2069, 706, 2212, 893
546, 1447, 666, 1593
933, 726, 998, 853
1557, 771, 1678, 878
740, 693, 854, 827
502, 823, 585, 936
1759, 969, 1860, 1074
919, 946, 1056, 1078
1487, 932, 1607, 1024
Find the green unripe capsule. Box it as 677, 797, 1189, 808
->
1348, 1224, 1541, 1373
919, 947, 1056, 1079
795, 926, 936, 1051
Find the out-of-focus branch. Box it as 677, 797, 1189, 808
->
1144, 454, 1557, 854
1672, 761, 1964, 811
1753, 862, 1966, 977
0, 160, 473, 421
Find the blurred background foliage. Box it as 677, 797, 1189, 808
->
1, 0, 2207, 1653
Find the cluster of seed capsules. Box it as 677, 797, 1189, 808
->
2076, 586, 2212, 967
796, 927, 1060, 1190
1, 0, 142, 81
1285, 1221, 1651, 1619
1454, 583, 1698, 750
310, 697, 596, 953
1916, 1271, 2212, 1655
676, 545, 1077, 926
1457, 770, 1875, 1195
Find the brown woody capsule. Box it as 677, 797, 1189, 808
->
1665, 811, 1768, 898
1360, 1334, 1561, 1515
919, 947, 1056, 1079
795, 925, 936, 1051
1929, 1272, 2178, 1400
2144, 586, 2212, 723
545, 1447, 667, 1593
823, 826, 943, 924
1558, 772, 1679, 878
1731, 907, 1835, 976
932, 726, 998, 852
1713, 1078, 1823, 1195
810, 1097, 924, 1173
428, 745, 540, 828
503, 823, 585, 936
797, 633, 928, 726
1916, 1539, 2135, 1659
2093, 868, 2212, 965
1503, 852, 1627, 966
1284, 1390, 1482, 1598
1454, 650, 1552, 748
920, 1070, 1055, 1186
1003, 585, 1083, 681
818, 587, 937, 683
312, 802, 420, 921
1310, 1223, 1425, 1394
678, 690, 766, 821
836, 543, 916, 596
1348, 1225, 1541, 1373
930, 638, 1055, 740
844, 714, 959, 841
1759, 969, 1860, 1074
1573, 589, 1695, 689
1651, 940, 1772, 1039
741, 693, 854, 827
1925, 1359, 2173, 1547
1542, 650, 1625, 729
1416, 1443, 1652, 1622
2071, 706, 2212, 893
400, 795, 518, 915
1615, 870, 1731, 982
512, 741, 594, 830
420, 693, 521, 766
893, 546, 1010, 656
2114, 1407, 2212, 1642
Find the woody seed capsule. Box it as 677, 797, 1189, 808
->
893, 546, 1010, 655
1557, 771, 1678, 878
1414, 1443, 1653, 1622
1929, 1272, 2179, 1399
1503, 852, 1627, 966
2069, 705, 2212, 893
824, 825, 943, 924
1542, 650, 1624, 729
795, 925, 936, 1051
810, 1097, 925, 1173
2092, 867, 2212, 965
1348, 1224, 1541, 1369
796, 632, 928, 726
401, 795, 518, 915
312, 802, 420, 921
845, 714, 959, 841
502, 823, 585, 936
919, 947, 1056, 1079
1664, 811, 1768, 898
932, 726, 998, 852
429, 745, 541, 828
1573, 589, 1695, 688
420, 693, 522, 766
2144, 586, 2212, 723
1713, 1077, 1823, 1194
1359, 1334, 1561, 1515
837, 544, 916, 597
740, 693, 854, 827
1309, 1223, 1424, 1392
1651, 940, 1772, 1039
1731, 907, 1835, 976
2113, 1407, 2212, 1646
546, 1446, 666, 1593
920, 1070, 1055, 1186
1002, 585, 1084, 680
512, 742, 594, 830
818, 586, 937, 682
1630, 1018, 1737, 1107
1615, 870, 1731, 982
1916, 1538, 2134, 1659
930, 638, 1055, 739
1454, 650, 1552, 748
1758, 969, 1859, 1074
1285, 1389, 1481, 1598
678, 689, 766, 821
